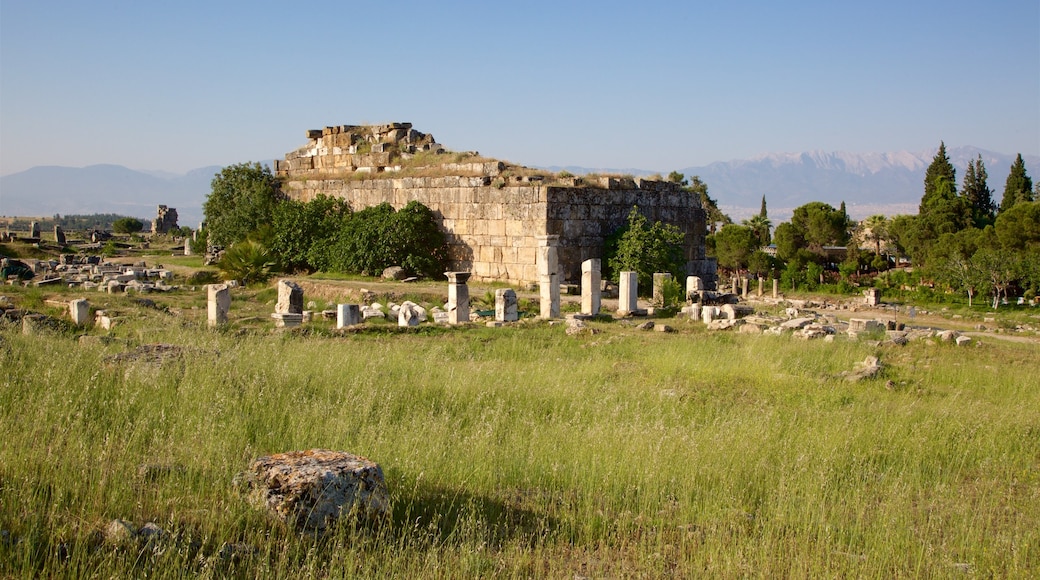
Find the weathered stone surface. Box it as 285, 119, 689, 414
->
618, 271, 638, 314
707, 319, 741, 331
495, 288, 518, 322
581, 259, 601, 316
275, 280, 304, 314
242, 449, 388, 530
337, 304, 361, 328
780, 317, 815, 329
69, 298, 90, 326
446, 272, 471, 324
955, 335, 972, 346
382, 266, 407, 280
103, 519, 137, 545
398, 301, 422, 327
843, 356, 882, 381
54, 226, 66, 246
208, 284, 231, 326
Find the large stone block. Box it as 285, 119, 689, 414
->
240, 449, 388, 531
276, 280, 303, 314
208, 284, 231, 326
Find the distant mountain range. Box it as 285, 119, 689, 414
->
2, 148, 1037, 228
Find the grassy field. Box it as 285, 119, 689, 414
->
0, 281, 1038, 578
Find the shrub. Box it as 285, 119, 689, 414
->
604, 206, 686, 294
324, 201, 447, 278
218, 237, 278, 285
112, 217, 143, 234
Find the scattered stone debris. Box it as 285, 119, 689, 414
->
842, 356, 883, 382
104, 343, 188, 365
237, 449, 388, 531
565, 317, 600, 336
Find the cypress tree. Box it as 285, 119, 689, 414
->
922, 141, 957, 211
1000, 153, 1034, 212
960, 155, 994, 228
759, 195, 768, 218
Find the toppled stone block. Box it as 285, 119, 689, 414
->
955, 335, 972, 346
843, 356, 882, 382
240, 449, 388, 531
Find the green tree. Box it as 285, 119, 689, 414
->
999, 153, 1034, 212
686, 175, 730, 234
112, 217, 144, 234
775, 202, 849, 262
930, 228, 988, 308
742, 214, 772, 246
713, 224, 757, 271
922, 141, 957, 208
605, 206, 686, 294
961, 155, 995, 228
203, 162, 281, 248
323, 201, 448, 278
759, 195, 768, 219
860, 214, 889, 257
994, 201, 1040, 251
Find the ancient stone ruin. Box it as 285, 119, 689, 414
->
152, 205, 179, 235
275, 122, 717, 287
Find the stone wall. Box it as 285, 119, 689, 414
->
277, 124, 716, 287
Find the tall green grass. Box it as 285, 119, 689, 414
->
0, 314, 1037, 577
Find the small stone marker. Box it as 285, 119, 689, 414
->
70, 298, 90, 326
495, 288, 518, 322
581, 259, 601, 316
337, 304, 360, 328
54, 226, 66, 246
30, 221, 40, 238
240, 449, 388, 531
618, 271, 638, 315
446, 271, 471, 324
208, 284, 230, 326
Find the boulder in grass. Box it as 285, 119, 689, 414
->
240, 449, 388, 531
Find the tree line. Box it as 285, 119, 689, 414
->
699, 142, 1039, 307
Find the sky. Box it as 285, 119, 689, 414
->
1, 0, 1038, 176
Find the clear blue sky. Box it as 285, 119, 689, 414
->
2, 0, 1038, 176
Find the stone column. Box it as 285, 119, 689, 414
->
742, 277, 749, 297
446, 271, 471, 324
653, 273, 672, 306
536, 235, 560, 319
30, 221, 40, 238
184, 239, 193, 256
54, 226, 66, 246
732, 276, 739, 295
208, 284, 231, 327
618, 271, 638, 315
337, 304, 360, 328
772, 278, 779, 299
69, 298, 90, 327
495, 288, 518, 322
581, 259, 601, 316
758, 277, 764, 297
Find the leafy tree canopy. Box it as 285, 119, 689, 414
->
999, 153, 1034, 212
203, 162, 281, 248
712, 224, 756, 271
605, 206, 686, 294
112, 217, 144, 234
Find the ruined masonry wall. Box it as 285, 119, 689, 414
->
283, 177, 548, 282
282, 177, 712, 285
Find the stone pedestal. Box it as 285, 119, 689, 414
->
337, 304, 360, 328
495, 288, 518, 322
446, 271, 471, 324
865, 288, 882, 306
276, 280, 304, 314
618, 271, 638, 315
686, 276, 704, 303
207, 284, 231, 327
581, 259, 601, 316
536, 235, 560, 319
70, 298, 90, 326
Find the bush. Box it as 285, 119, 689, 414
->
324, 201, 447, 278
218, 237, 278, 285
112, 217, 144, 234
605, 206, 686, 294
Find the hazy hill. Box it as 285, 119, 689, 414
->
2, 148, 1037, 228
0, 164, 220, 227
